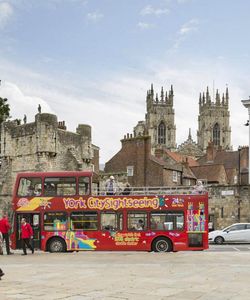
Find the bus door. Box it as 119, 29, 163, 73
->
16, 213, 41, 249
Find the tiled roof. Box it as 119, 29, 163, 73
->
165, 150, 199, 167
191, 164, 228, 184
198, 150, 238, 169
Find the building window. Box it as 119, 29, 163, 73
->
213, 123, 220, 146
158, 122, 166, 144
172, 171, 178, 183
127, 166, 134, 177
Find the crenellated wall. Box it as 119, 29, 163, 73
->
0, 113, 99, 213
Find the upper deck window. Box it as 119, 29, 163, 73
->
44, 177, 76, 196
17, 177, 42, 197
79, 176, 90, 195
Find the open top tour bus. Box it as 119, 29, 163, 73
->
11, 171, 208, 252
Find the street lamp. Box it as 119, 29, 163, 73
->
241, 97, 250, 184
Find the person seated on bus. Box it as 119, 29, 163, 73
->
34, 186, 41, 196
27, 185, 35, 196
136, 219, 144, 231
44, 183, 56, 196
122, 183, 131, 195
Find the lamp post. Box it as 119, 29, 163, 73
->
241, 98, 250, 184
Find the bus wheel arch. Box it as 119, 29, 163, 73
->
47, 237, 67, 253
152, 236, 173, 252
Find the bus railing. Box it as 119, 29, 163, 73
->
92, 186, 206, 196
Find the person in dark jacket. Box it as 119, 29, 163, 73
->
122, 183, 131, 195
21, 218, 34, 255
0, 268, 4, 280
0, 214, 13, 255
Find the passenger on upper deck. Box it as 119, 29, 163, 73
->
105, 176, 118, 196
193, 180, 205, 194
27, 185, 35, 196
44, 183, 56, 196
122, 183, 131, 195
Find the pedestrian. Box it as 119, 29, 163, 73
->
0, 232, 3, 255
21, 218, 34, 255
105, 176, 118, 195
0, 268, 4, 280
0, 213, 13, 255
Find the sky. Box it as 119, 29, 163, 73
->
0, 0, 250, 164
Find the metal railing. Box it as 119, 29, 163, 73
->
92, 185, 207, 196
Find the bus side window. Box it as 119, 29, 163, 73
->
17, 177, 42, 197
101, 212, 123, 231
79, 177, 90, 195
127, 212, 147, 231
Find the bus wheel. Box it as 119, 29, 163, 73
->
214, 236, 224, 245
152, 237, 172, 252
48, 237, 66, 253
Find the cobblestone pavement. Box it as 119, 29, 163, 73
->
1, 250, 250, 299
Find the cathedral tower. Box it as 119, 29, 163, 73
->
134, 84, 176, 153
197, 87, 231, 151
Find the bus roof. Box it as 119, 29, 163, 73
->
16, 171, 93, 178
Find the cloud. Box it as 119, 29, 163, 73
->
140, 5, 169, 16
0, 56, 249, 163
0, 81, 53, 122
0, 2, 13, 29
179, 19, 199, 35
86, 11, 103, 22
137, 22, 155, 30
172, 19, 199, 49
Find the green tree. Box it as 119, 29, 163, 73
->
0, 97, 10, 124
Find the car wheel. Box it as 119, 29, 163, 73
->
152, 237, 172, 252
48, 237, 66, 253
214, 236, 224, 245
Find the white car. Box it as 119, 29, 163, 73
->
209, 223, 250, 244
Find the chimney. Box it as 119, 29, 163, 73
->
155, 148, 164, 159
58, 121, 67, 130
206, 142, 216, 162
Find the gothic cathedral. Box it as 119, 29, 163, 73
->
197, 87, 231, 151
134, 84, 231, 156
134, 84, 176, 154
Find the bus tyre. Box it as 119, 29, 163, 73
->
214, 236, 224, 245
48, 237, 66, 253
152, 237, 172, 252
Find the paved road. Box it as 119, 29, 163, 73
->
1, 248, 250, 300
208, 243, 250, 252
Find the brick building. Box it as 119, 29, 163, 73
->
104, 134, 196, 187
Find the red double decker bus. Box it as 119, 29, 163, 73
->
11, 171, 208, 252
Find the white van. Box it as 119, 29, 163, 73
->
209, 223, 250, 244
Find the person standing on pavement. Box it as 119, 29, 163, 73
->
0, 232, 3, 255
0, 213, 13, 255
21, 218, 34, 255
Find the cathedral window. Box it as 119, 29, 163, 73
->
158, 122, 166, 144
213, 123, 220, 146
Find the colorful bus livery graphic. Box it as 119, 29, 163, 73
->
11, 171, 209, 253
